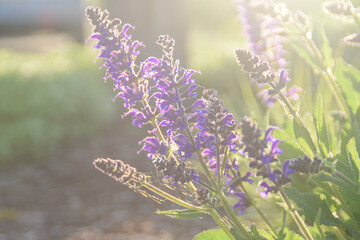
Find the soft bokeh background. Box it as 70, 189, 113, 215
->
0, 0, 359, 239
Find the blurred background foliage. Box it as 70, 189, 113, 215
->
1, 0, 359, 167
0, 45, 117, 166
186, 0, 360, 128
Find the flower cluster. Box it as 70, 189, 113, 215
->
236, 0, 302, 106
235, 49, 299, 105
86, 6, 153, 129
237, 0, 289, 70
322, 1, 354, 21
235, 49, 275, 84
196, 188, 211, 205
86, 7, 245, 191
93, 158, 147, 189
153, 155, 200, 185
287, 156, 331, 174
239, 116, 295, 198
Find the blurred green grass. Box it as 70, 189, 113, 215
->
0, 45, 117, 166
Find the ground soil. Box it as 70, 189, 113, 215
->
0, 121, 215, 240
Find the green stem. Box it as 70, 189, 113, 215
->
269, 82, 317, 154
239, 182, 279, 238
226, 160, 279, 238
278, 188, 314, 240
293, 24, 350, 118
331, 184, 354, 220
333, 226, 349, 240
148, 116, 198, 195
143, 182, 202, 211
218, 191, 253, 240
184, 127, 252, 240
208, 208, 236, 240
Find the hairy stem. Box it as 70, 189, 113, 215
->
184, 127, 252, 240
278, 188, 314, 240
208, 208, 236, 240
143, 182, 202, 211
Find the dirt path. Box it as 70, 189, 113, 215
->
0, 122, 215, 240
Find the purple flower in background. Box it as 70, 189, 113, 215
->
232, 192, 251, 214
239, 116, 296, 197
259, 181, 278, 198
237, 0, 264, 55
236, 1, 304, 106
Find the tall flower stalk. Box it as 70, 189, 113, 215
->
85, 3, 360, 240
86, 6, 252, 239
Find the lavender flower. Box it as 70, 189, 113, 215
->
259, 181, 278, 198
240, 116, 295, 198
87, 7, 246, 192
152, 156, 200, 185
196, 188, 211, 205
235, 49, 301, 106
232, 192, 251, 215
237, 0, 264, 55
236, 1, 303, 106
344, 33, 360, 47
322, 1, 353, 21
93, 158, 146, 190
235, 49, 275, 84
237, 0, 289, 70
286, 156, 331, 174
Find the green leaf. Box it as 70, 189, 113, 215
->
256, 229, 276, 240
282, 229, 304, 240
313, 209, 324, 239
323, 233, 338, 240
193, 229, 231, 240
284, 187, 342, 226
332, 140, 360, 219
156, 209, 204, 220
274, 128, 307, 160
334, 58, 360, 115
250, 224, 260, 240
313, 95, 330, 158
320, 26, 334, 68
290, 41, 322, 74
293, 118, 317, 157
230, 227, 245, 240
346, 137, 360, 184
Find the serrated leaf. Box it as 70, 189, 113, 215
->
284, 187, 342, 226
315, 173, 349, 189
250, 224, 260, 239
333, 140, 360, 219
274, 128, 307, 159
346, 137, 360, 184
156, 208, 204, 220
193, 229, 231, 240
334, 58, 360, 115
323, 233, 338, 240
282, 229, 304, 240
230, 227, 245, 240
313, 95, 330, 158
291, 41, 322, 74
293, 118, 316, 157
256, 229, 276, 240
320, 26, 334, 68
